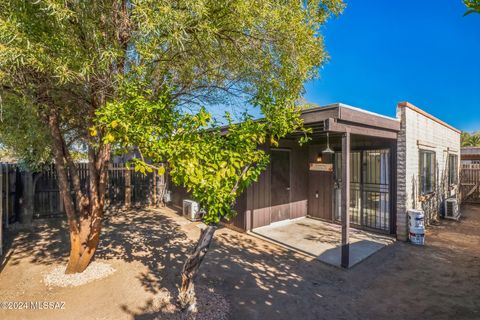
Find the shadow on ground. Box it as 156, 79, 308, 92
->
2, 204, 480, 320
3, 209, 192, 315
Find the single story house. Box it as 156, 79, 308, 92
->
170, 102, 461, 266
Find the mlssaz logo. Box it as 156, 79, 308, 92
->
0, 301, 66, 310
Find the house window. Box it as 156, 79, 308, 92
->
419, 150, 436, 195
448, 154, 458, 185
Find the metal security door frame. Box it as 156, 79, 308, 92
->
334, 148, 393, 234
361, 149, 391, 233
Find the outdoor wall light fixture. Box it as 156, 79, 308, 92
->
322, 132, 334, 155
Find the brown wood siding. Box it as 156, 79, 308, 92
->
246, 141, 309, 230
307, 144, 334, 220
228, 190, 247, 230
168, 134, 397, 233
169, 176, 248, 231
251, 162, 272, 229
270, 150, 291, 222
290, 200, 308, 219
308, 172, 334, 220
289, 144, 309, 219
169, 182, 190, 211
168, 104, 402, 232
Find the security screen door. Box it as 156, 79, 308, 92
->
334, 149, 391, 232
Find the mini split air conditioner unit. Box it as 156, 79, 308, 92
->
182, 199, 202, 222
444, 197, 460, 220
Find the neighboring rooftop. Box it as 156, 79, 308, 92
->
461, 147, 480, 160
461, 147, 480, 153
461, 148, 480, 161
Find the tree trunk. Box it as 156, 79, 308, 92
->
65, 145, 109, 274
48, 109, 110, 274
178, 224, 217, 311
65, 213, 103, 274
124, 168, 132, 208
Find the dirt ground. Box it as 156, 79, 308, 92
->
0, 204, 479, 320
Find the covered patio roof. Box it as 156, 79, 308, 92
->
288, 103, 401, 140
284, 103, 400, 268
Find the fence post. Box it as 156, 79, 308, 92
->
152, 171, 157, 207
59, 192, 64, 214
0, 164, 3, 256
157, 165, 166, 207
105, 164, 111, 208
19, 170, 35, 225
5, 164, 9, 229
124, 167, 131, 208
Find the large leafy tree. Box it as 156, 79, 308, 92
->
464, 0, 480, 15
0, 1, 130, 273
95, 0, 344, 310
96, 83, 310, 310
0, 0, 344, 275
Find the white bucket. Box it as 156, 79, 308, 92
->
408, 209, 425, 228
409, 226, 425, 245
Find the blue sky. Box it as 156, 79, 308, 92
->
303, 0, 480, 132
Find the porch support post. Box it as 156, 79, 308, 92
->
341, 131, 350, 268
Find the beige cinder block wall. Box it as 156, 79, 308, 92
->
396, 102, 461, 240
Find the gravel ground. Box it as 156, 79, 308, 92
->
191, 287, 229, 320
149, 286, 229, 320
1, 206, 478, 320
44, 261, 116, 287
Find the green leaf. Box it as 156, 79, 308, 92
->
158, 166, 165, 175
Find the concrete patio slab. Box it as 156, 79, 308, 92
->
251, 217, 395, 268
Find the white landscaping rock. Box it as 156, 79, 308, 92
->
44, 261, 116, 287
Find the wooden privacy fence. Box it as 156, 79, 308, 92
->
460, 164, 480, 203
1, 162, 166, 256
33, 163, 166, 218
1, 163, 18, 256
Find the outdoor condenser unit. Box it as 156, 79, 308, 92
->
163, 190, 171, 203
182, 199, 202, 222
444, 197, 460, 220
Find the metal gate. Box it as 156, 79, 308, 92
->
334, 149, 391, 233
